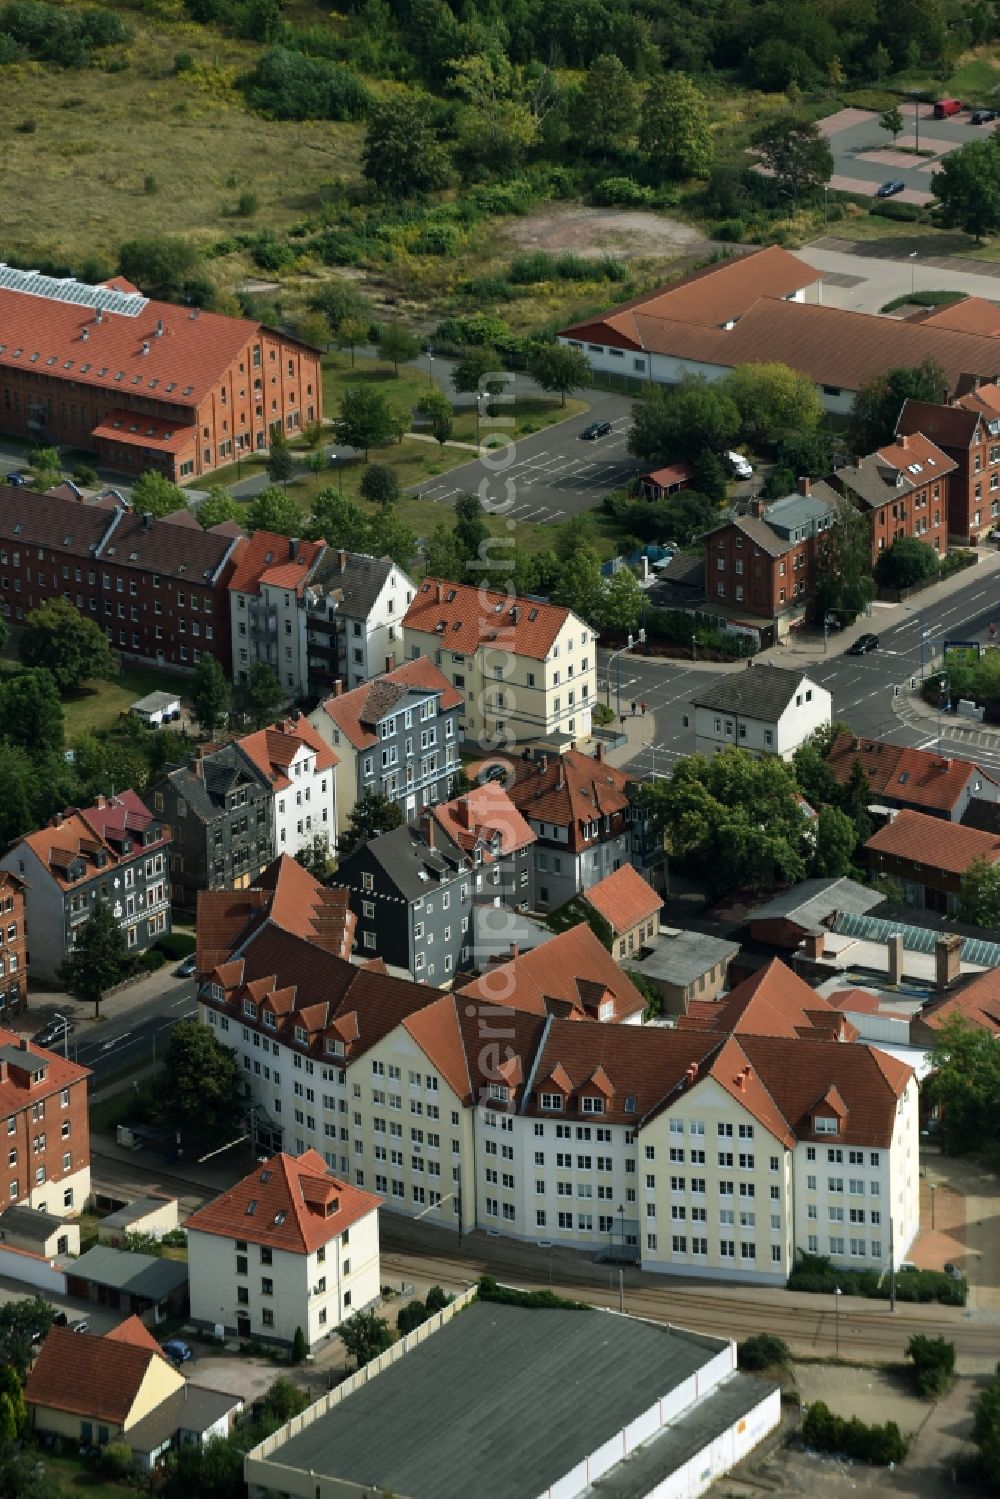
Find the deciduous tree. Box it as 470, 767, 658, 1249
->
527, 344, 591, 406
925, 1014, 1000, 1154
244, 485, 302, 537
21, 597, 118, 693
344, 789, 402, 852
574, 53, 638, 156
359, 463, 402, 507
640, 72, 714, 180
153, 1019, 244, 1146
416, 388, 454, 447
266, 426, 295, 486
932, 135, 1000, 241
879, 105, 903, 146
58, 900, 131, 1019
236, 661, 284, 729
197, 487, 242, 530
722, 361, 823, 437
337, 1309, 393, 1367
848, 359, 948, 453
363, 94, 450, 197
336, 316, 369, 367
339, 386, 399, 459
752, 115, 833, 199
813, 498, 875, 624
875, 536, 940, 588
132, 471, 187, 518
629, 375, 740, 464
378, 322, 421, 374
190, 654, 230, 736
0, 669, 63, 755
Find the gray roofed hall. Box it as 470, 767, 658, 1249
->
690, 664, 819, 721
70, 1245, 188, 1301
125, 1384, 242, 1457
259, 1301, 729, 1499
629, 929, 740, 988
749, 876, 883, 931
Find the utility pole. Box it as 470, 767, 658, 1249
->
889, 1215, 896, 1313
619, 1267, 624, 1315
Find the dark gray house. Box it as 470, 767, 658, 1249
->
151, 745, 275, 911
336, 815, 473, 984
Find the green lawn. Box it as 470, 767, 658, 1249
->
38, 1453, 136, 1499
61, 666, 190, 742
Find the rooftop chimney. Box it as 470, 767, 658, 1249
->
935, 933, 962, 991
797, 477, 811, 496
338, 549, 347, 573
289, 537, 299, 560
887, 932, 904, 986
435, 582, 444, 604
511, 605, 520, 624
142, 512, 153, 530
539, 753, 548, 773
751, 496, 766, 518
509, 942, 519, 961
420, 810, 435, 849
854, 455, 863, 469
141, 341, 150, 356
898, 433, 909, 449
81, 327, 89, 343
155, 319, 164, 338
594, 741, 605, 763
95, 308, 103, 325
333, 679, 343, 697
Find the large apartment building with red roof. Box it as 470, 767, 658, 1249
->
402, 579, 597, 748
185, 1150, 380, 1350
0, 267, 321, 481
196, 866, 919, 1283
0, 791, 170, 984
897, 379, 1000, 544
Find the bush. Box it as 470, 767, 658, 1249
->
870, 199, 925, 222
99, 1444, 134, 1481
592, 175, 652, 206
291, 1326, 307, 1363
71, 464, 98, 487
425, 1285, 449, 1313
237, 191, 260, 218
593, 702, 615, 726
139, 949, 166, 972
803, 1400, 908, 1466
160, 1228, 187, 1248
174, 50, 194, 73
154, 931, 196, 959
789, 1252, 964, 1306
397, 1300, 429, 1335
242, 47, 369, 122
478, 1275, 586, 1310
738, 1333, 791, 1372
907, 1334, 956, 1397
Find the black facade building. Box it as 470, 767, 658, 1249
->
151, 745, 275, 910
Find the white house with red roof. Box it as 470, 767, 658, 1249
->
236, 714, 339, 859
184, 1150, 380, 1350
402, 579, 597, 747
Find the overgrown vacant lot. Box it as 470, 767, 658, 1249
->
0, 10, 360, 271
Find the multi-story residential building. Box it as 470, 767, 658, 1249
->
235, 715, 338, 860
184, 1150, 380, 1350
0, 1029, 91, 1216
580, 864, 662, 963
709, 487, 836, 626
0, 489, 240, 671
690, 665, 831, 761
309, 657, 463, 835
829, 433, 953, 561
195, 887, 918, 1282
229, 540, 417, 700
402, 579, 597, 748
0, 872, 28, 1020
825, 733, 1000, 823
897, 379, 1000, 544
303, 549, 416, 693
493, 745, 653, 909
865, 808, 1000, 913
150, 745, 273, 911
427, 784, 536, 914
0, 793, 170, 985
0, 266, 321, 481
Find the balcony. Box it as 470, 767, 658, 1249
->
248, 607, 278, 640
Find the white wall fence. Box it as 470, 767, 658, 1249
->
0, 1243, 66, 1295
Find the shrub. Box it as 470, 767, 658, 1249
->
154, 931, 196, 959
160, 1228, 187, 1249
15, 118, 36, 134
425, 1285, 449, 1313
397, 1300, 429, 1335
478, 1275, 587, 1310
249, 231, 297, 272
738, 1333, 791, 1372
139, 949, 166, 972
99, 1444, 135, 1481
143, 174, 158, 195
803, 1400, 908, 1466
291, 1325, 307, 1363
72, 464, 98, 487
907, 1335, 956, 1397
242, 47, 369, 122
174, 50, 194, 73
870, 199, 924, 222
788, 1252, 964, 1306
592, 175, 652, 206
412, 223, 460, 256
237, 191, 260, 218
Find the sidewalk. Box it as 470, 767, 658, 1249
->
17, 966, 192, 1037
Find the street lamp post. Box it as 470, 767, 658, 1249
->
834, 1285, 842, 1357
930, 1182, 937, 1230
910, 251, 918, 298
53, 1012, 69, 1060
606, 632, 646, 718
427, 346, 435, 387
691, 633, 697, 663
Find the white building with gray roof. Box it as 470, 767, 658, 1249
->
691, 663, 831, 760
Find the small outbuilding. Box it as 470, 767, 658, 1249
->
130, 691, 181, 727
98, 1194, 180, 1247
0, 1204, 80, 1258
66, 1244, 188, 1323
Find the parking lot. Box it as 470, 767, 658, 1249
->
820, 102, 998, 204
412, 393, 640, 522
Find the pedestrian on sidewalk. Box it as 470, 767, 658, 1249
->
640, 701, 648, 715
631, 699, 637, 716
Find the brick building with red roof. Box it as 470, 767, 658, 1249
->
865, 807, 1000, 912
0, 266, 321, 481
897, 380, 1000, 543
0, 1029, 91, 1218
825, 731, 999, 823
0, 790, 170, 984
185, 1150, 380, 1349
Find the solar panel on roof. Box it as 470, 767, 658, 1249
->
832, 909, 1000, 966
0, 264, 147, 316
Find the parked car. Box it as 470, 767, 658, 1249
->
161, 1339, 193, 1365
724, 450, 753, 480
7, 473, 27, 487
173, 955, 197, 979
70, 1320, 89, 1334
933, 98, 962, 118
972, 108, 998, 125
580, 420, 612, 440
849, 632, 880, 655
52, 1311, 68, 1328
876, 179, 905, 198
476, 762, 508, 786
31, 1017, 74, 1049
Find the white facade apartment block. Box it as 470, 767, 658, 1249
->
336, 563, 414, 689
271, 742, 338, 860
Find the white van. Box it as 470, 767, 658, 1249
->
725, 450, 753, 480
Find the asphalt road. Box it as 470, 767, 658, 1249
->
607, 567, 1000, 780
36, 981, 199, 1085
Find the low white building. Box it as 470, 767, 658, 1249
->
691, 664, 831, 760
236, 716, 339, 860
184, 1150, 380, 1352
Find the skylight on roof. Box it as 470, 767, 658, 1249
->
0, 263, 148, 316
245, 1199, 258, 1216
260, 1169, 272, 1183
273, 1210, 286, 1225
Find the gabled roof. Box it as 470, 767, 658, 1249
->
865, 807, 1000, 875
832, 434, 955, 511
236, 715, 337, 792
916, 967, 1000, 1035
748, 875, 882, 932
161, 741, 273, 821
489, 747, 636, 833
308, 549, 401, 621
196, 855, 354, 973
737, 1035, 912, 1148
25, 1326, 174, 1423
184, 1150, 379, 1254
457, 923, 647, 1023
690, 665, 823, 722
581, 865, 663, 935
228, 530, 323, 595
318, 657, 462, 751
428, 785, 536, 862
896, 396, 982, 451
675, 958, 856, 1042
12, 793, 167, 891
104, 1315, 166, 1355
916, 297, 1000, 336
0, 1029, 90, 1116
340, 821, 468, 903
403, 579, 581, 661
825, 731, 995, 816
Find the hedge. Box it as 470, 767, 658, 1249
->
803, 1401, 908, 1465
477, 1275, 587, 1310
789, 1252, 965, 1306
154, 931, 196, 960
138, 949, 166, 973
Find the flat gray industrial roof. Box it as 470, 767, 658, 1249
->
630, 929, 740, 987
266, 1302, 728, 1499
588, 1372, 778, 1496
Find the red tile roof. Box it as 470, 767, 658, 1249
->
104, 1316, 166, 1356
483, 747, 636, 834
317, 657, 463, 751
457, 923, 647, 1022
917, 297, 1000, 336
16, 794, 169, 894
873, 430, 957, 482
403, 579, 581, 661
825, 731, 995, 816
236, 716, 337, 792
916, 968, 1000, 1035
196, 854, 354, 972
183, 1150, 379, 1254
865, 807, 1000, 875
674, 959, 856, 1042
25, 1326, 169, 1423
642, 463, 693, 487
227, 531, 324, 596
0, 280, 259, 409
0, 1029, 91, 1117
582, 865, 662, 936
896, 397, 982, 451
91, 410, 196, 453
428, 785, 536, 863
736, 1034, 912, 1148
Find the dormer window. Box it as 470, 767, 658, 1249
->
540, 1092, 563, 1112
263, 1012, 277, 1030
814, 1115, 838, 1135
294, 1025, 308, 1045
242, 999, 257, 1018
210, 983, 224, 1003
488, 1083, 509, 1103
581, 1096, 604, 1115
327, 1038, 345, 1057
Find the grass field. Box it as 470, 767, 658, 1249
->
40, 1454, 136, 1499
61, 666, 189, 741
